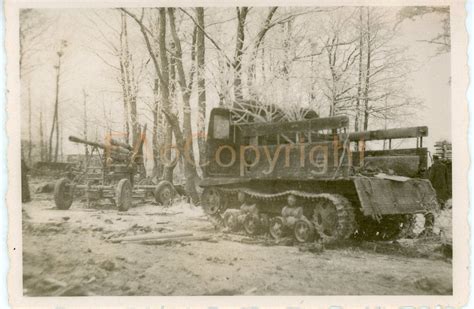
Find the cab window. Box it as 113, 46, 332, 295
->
213, 114, 230, 139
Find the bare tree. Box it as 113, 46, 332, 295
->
151, 78, 163, 178
19, 9, 53, 77
196, 7, 207, 168
314, 10, 359, 118
397, 6, 450, 55
86, 10, 145, 145
39, 103, 44, 161
82, 89, 89, 157
246, 7, 278, 97
47, 40, 67, 162
27, 84, 32, 164
20, 10, 55, 163
119, 12, 132, 143
233, 7, 250, 101
168, 8, 200, 202
359, 8, 417, 130
362, 8, 372, 130
354, 8, 364, 132
122, 8, 197, 193
313, 8, 417, 130
156, 8, 175, 182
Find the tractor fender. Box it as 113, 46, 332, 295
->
353, 177, 439, 217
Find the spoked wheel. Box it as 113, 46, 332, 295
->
201, 188, 226, 215
294, 218, 315, 243
312, 194, 356, 244
269, 216, 286, 240
116, 178, 132, 211
223, 209, 240, 232
54, 178, 74, 210
154, 181, 176, 206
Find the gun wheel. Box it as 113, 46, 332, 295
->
294, 218, 315, 243
54, 178, 74, 210
269, 216, 285, 240
154, 181, 176, 206
116, 178, 132, 211
312, 194, 356, 244
201, 188, 225, 215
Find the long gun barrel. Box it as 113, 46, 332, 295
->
109, 138, 133, 151
68, 136, 132, 160
347, 126, 428, 142
69, 136, 105, 149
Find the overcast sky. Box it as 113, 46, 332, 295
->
20, 7, 451, 157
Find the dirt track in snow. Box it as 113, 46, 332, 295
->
22, 178, 452, 296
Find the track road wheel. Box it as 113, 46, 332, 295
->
269, 216, 286, 240
201, 188, 225, 215
312, 194, 356, 244
154, 181, 176, 206
54, 178, 74, 210
223, 210, 240, 232
243, 214, 261, 236
294, 218, 315, 243
116, 179, 132, 211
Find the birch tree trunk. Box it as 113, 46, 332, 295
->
120, 13, 139, 146
233, 7, 249, 101
120, 8, 175, 182
48, 53, 61, 162
39, 105, 44, 161
158, 8, 175, 183
119, 12, 131, 144
168, 7, 200, 202
247, 7, 277, 97
82, 89, 89, 157
196, 7, 207, 169
354, 8, 364, 132
152, 78, 163, 179
363, 8, 371, 131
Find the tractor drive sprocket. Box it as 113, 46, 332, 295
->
311, 194, 356, 244
201, 187, 227, 215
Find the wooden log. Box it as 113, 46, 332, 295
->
110, 231, 193, 243
139, 235, 212, 245
43, 277, 68, 288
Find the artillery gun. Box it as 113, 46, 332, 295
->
53, 126, 177, 211
200, 108, 438, 243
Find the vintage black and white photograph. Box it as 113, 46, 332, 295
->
8, 0, 469, 304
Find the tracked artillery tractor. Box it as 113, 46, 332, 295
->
53, 128, 177, 211
200, 108, 438, 243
